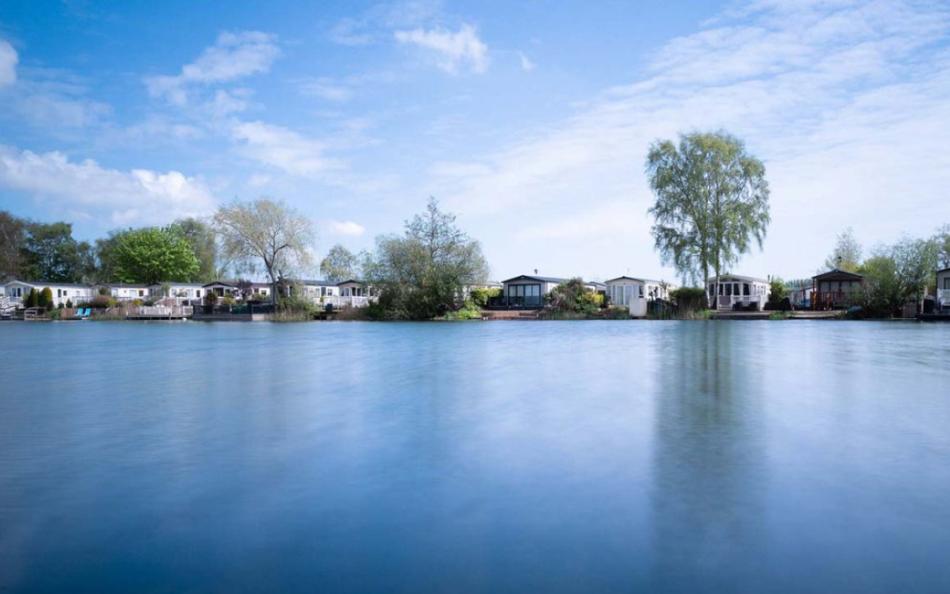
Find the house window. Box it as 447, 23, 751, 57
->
743, 283, 750, 296
943, 278, 949, 290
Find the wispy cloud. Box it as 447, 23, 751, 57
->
519, 52, 535, 72
394, 24, 488, 74
0, 144, 216, 226
145, 31, 279, 105
328, 1, 440, 46
230, 120, 340, 177
0, 39, 17, 87
299, 77, 353, 102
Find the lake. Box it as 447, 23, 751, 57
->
1, 321, 949, 593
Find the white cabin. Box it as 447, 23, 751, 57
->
707, 274, 770, 311
604, 277, 673, 317
3, 280, 95, 308
937, 268, 950, 312
150, 282, 205, 305
105, 284, 151, 301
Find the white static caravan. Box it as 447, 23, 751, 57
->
105, 284, 152, 301
3, 280, 94, 308
296, 280, 340, 302
937, 267, 950, 312
707, 274, 770, 311
337, 280, 374, 297
151, 283, 205, 305
605, 277, 647, 317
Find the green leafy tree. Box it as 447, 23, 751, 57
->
320, 244, 359, 282
20, 222, 94, 282
892, 236, 940, 311
860, 254, 902, 317
646, 131, 770, 305
169, 218, 219, 282
934, 224, 950, 269
0, 210, 27, 279
112, 227, 200, 285
364, 198, 488, 319
25, 288, 39, 308
214, 199, 315, 304
823, 227, 862, 272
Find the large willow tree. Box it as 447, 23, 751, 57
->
646, 131, 770, 306
214, 199, 315, 304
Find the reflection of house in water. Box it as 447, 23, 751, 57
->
648, 323, 766, 591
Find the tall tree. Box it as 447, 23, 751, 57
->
169, 217, 219, 282
320, 244, 359, 282
935, 224, 950, 270
111, 227, 201, 285
364, 198, 488, 319
20, 221, 94, 282
213, 199, 315, 304
892, 236, 940, 311
0, 210, 27, 279
646, 131, 770, 305
824, 227, 862, 272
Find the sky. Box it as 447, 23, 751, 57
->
0, 0, 948, 283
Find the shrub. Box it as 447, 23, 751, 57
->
99, 287, 110, 296
545, 278, 603, 316
48, 308, 62, 320
66, 299, 73, 308
90, 294, 113, 309
670, 287, 706, 311
469, 287, 501, 307
444, 299, 483, 320
38, 287, 54, 309
57, 302, 65, 309
25, 288, 39, 308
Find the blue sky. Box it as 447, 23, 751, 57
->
1, 0, 948, 282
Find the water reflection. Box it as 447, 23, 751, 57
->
649, 323, 767, 590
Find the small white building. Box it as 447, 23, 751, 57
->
104, 284, 152, 302
337, 279, 374, 297
296, 279, 340, 301
3, 280, 95, 308
707, 274, 770, 311
203, 281, 240, 300
937, 267, 950, 312
500, 275, 568, 308
605, 277, 677, 317
150, 282, 205, 305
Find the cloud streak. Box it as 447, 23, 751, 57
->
395, 24, 488, 74
145, 31, 280, 105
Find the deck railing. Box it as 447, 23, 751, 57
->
812, 290, 861, 310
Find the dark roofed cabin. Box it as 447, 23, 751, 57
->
812, 269, 864, 310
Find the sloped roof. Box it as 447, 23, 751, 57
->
3, 279, 93, 288
813, 268, 864, 281
502, 275, 569, 284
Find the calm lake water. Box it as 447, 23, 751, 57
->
1, 321, 949, 593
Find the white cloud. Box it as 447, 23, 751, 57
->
0, 144, 217, 226
428, 0, 950, 280
519, 52, 535, 72
145, 31, 279, 104
0, 39, 17, 87
328, 220, 366, 236
230, 121, 340, 177
300, 77, 353, 102
329, 1, 441, 46
394, 24, 488, 74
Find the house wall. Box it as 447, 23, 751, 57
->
937, 270, 950, 308
110, 287, 151, 301
4, 283, 93, 307
605, 280, 646, 317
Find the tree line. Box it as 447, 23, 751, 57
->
2, 197, 489, 319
